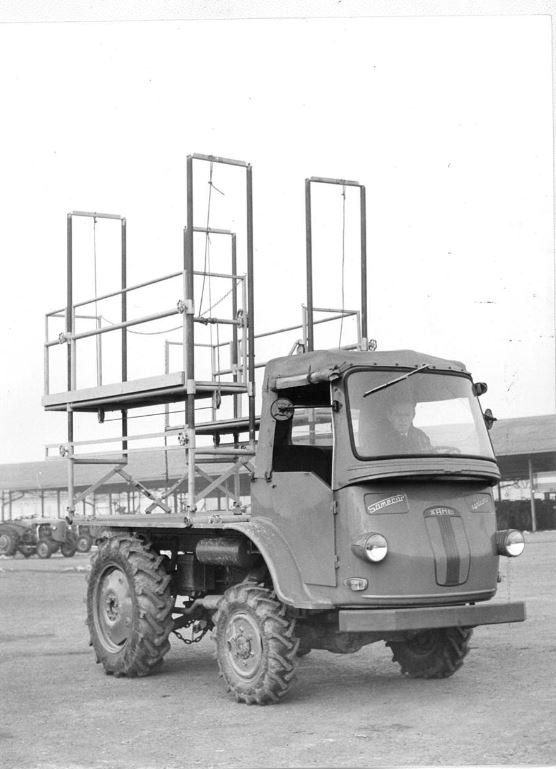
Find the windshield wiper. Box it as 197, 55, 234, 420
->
363, 363, 431, 398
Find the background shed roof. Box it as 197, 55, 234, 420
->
0, 414, 554, 492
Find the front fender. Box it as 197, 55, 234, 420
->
221, 517, 333, 610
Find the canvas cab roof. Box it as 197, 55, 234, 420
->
265, 349, 469, 391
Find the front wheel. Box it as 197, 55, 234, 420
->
61, 542, 77, 557
87, 534, 174, 677
214, 582, 299, 705
19, 545, 34, 558
76, 534, 94, 553
37, 540, 55, 559
387, 627, 473, 679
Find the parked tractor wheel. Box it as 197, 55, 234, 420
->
61, 542, 77, 557
19, 545, 34, 558
0, 527, 19, 556
36, 539, 55, 559
87, 535, 174, 678
387, 627, 473, 679
76, 534, 94, 553
214, 582, 299, 705
95, 528, 114, 545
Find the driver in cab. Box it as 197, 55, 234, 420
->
382, 399, 432, 454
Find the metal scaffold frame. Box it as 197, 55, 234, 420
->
42, 158, 369, 523
183, 154, 256, 516
43, 156, 258, 522
305, 176, 368, 353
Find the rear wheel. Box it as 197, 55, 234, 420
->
214, 582, 299, 705
0, 527, 19, 556
387, 627, 473, 679
87, 534, 174, 677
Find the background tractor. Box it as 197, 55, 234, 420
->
0, 518, 78, 558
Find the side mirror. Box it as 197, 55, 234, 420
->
473, 382, 488, 396
484, 408, 497, 431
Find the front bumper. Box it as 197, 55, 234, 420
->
339, 600, 526, 633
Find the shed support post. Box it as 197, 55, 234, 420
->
528, 456, 537, 532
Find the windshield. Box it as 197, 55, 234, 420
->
347, 369, 495, 460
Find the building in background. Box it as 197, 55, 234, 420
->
1, 415, 554, 531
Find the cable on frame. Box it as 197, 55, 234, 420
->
339, 185, 346, 348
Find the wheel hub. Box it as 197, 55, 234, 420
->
105, 593, 120, 621
95, 567, 134, 651
408, 630, 438, 655
226, 613, 263, 678
232, 630, 253, 660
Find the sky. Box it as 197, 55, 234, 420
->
0, 6, 553, 464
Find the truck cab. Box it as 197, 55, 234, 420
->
252, 349, 506, 609
234, 348, 524, 684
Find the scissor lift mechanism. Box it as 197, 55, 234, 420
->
43, 155, 368, 521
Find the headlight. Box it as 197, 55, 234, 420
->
495, 529, 525, 557
352, 533, 388, 563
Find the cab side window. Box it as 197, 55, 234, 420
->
272, 406, 333, 485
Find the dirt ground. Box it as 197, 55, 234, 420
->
0, 532, 555, 769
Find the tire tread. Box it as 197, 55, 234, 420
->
86, 534, 174, 678
387, 627, 473, 679
214, 583, 299, 705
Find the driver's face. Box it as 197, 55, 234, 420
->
387, 402, 415, 435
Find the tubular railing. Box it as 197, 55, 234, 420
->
44, 164, 370, 519
305, 176, 367, 352
45, 310, 104, 395
44, 267, 247, 396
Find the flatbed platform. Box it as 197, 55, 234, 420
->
83, 511, 251, 529
194, 416, 261, 435
42, 372, 248, 413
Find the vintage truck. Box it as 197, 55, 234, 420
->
42, 155, 525, 704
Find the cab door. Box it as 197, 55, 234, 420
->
269, 469, 336, 586
253, 402, 337, 587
